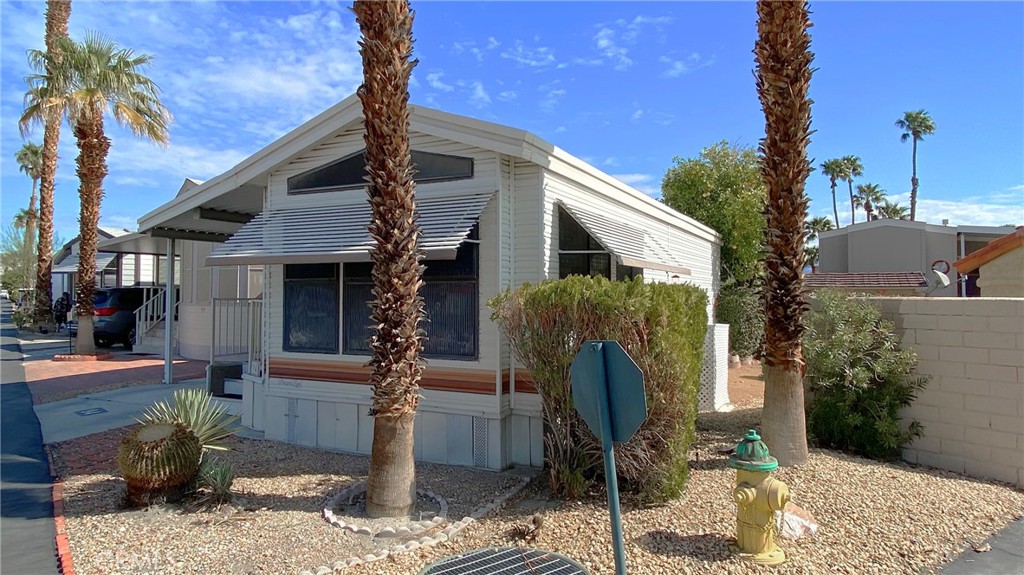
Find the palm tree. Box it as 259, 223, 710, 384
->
895, 110, 936, 222
804, 215, 834, 243
26, 0, 71, 326
23, 33, 171, 354
804, 245, 820, 273
840, 155, 863, 225
819, 158, 845, 228
353, 0, 422, 518
854, 183, 886, 221
876, 199, 910, 220
15, 143, 43, 252
754, 0, 813, 467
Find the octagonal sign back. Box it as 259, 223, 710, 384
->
570, 341, 648, 444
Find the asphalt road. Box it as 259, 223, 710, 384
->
1, 300, 58, 575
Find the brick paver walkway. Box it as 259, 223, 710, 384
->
24, 355, 207, 404
49, 427, 131, 479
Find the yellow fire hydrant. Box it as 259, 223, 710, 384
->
727, 429, 791, 566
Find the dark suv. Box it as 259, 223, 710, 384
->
69, 287, 148, 349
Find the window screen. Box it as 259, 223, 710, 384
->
288, 150, 474, 194
283, 263, 339, 354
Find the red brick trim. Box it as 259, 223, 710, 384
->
45, 445, 76, 575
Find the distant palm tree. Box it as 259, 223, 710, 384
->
24, 0, 71, 325
804, 245, 820, 273
755, 0, 814, 467
876, 199, 910, 220
15, 143, 43, 233
353, 0, 423, 518
895, 109, 936, 222
804, 215, 834, 243
23, 33, 171, 353
819, 158, 846, 228
854, 183, 886, 221
840, 155, 863, 225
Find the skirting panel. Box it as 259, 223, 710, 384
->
699, 323, 731, 412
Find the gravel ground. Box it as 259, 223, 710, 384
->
54, 369, 1024, 575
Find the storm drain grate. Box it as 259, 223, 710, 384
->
75, 407, 108, 416
418, 547, 589, 575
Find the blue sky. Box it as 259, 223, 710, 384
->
2, 1, 1022, 242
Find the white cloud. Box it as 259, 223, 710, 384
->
426, 71, 455, 92
497, 90, 518, 102
659, 53, 715, 78
554, 126, 567, 134
501, 41, 558, 68
538, 83, 568, 112
612, 173, 659, 197
469, 81, 491, 108
883, 191, 1024, 227
594, 27, 632, 71
631, 109, 645, 121
620, 15, 674, 42
486, 37, 501, 50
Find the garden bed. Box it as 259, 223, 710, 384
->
51, 404, 1024, 575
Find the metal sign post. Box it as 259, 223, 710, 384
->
571, 341, 648, 575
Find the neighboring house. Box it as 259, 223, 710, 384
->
51, 227, 164, 301
953, 226, 1024, 297
805, 271, 929, 296
132, 95, 728, 470
818, 219, 1014, 297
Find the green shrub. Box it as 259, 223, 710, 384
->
490, 276, 707, 502
194, 455, 235, 507
803, 290, 927, 460
139, 388, 239, 452
716, 282, 764, 357
12, 306, 32, 329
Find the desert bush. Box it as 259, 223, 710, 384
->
12, 306, 32, 329
139, 388, 239, 452
490, 276, 707, 502
194, 455, 235, 507
716, 282, 764, 357
803, 290, 927, 459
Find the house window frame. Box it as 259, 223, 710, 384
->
341, 236, 480, 361
282, 263, 340, 354
556, 206, 642, 281
287, 149, 475, 195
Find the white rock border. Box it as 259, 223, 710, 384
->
322, 481, 449, 537
302, 474, 534, 575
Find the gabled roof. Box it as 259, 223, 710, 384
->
138, 94, 719, 244
805, 271, 928, 290
954, 226, 1024, 273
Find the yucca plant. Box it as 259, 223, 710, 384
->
194, 455, 235, 507
139, 388, 239, 452
118, 422, 202, 507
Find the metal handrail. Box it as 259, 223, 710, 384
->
211, 297, 264, 378
134, 287, 166, 346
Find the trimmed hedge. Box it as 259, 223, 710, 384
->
716, 282, 764, 357
490, 276, 707, 502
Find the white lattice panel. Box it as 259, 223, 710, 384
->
699, 323, 730, 412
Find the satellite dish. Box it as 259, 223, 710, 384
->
926, 269, 951, 295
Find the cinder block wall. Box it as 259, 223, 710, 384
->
865, 297, 1024, 487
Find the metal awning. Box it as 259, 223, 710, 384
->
559, 202, 691, 275
206, 191, 494, 266
97, 232, 181, 255
52, 252, 118, 274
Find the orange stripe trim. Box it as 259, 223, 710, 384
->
268, 357, 499, 395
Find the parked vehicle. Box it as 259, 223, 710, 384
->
68, 287, 149, 349
0, 289, 9, 300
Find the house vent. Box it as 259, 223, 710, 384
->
418, 547, 588, 575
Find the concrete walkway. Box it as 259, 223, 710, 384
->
940, 517, 1024, 575
1, 302, 59, 575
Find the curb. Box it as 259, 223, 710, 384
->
46, 445, 76, 575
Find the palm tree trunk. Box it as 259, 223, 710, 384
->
755, 0, 812, 467
848, 181, 856, 225
830, 182, 839, 229
24, 185, 38, 287
354, 0, 422, 518
34, 0, 72, 327
73, 111, 110, 355
909, 138, 918, 221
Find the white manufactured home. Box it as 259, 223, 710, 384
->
134, 95, 729, 470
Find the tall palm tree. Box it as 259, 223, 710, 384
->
819, 158, 845, 228
23, 33, 171, 354
754, 0, 813, 467
876, 199, 909, 220
804, 215, 834, 243
895, 110, 936, 222
15, 143, 43, 252
804, 245, 820, 273
26, 0, 71, 326
353, 0, 422, 518
854, 183, 886, 221
840, 155, 863, 225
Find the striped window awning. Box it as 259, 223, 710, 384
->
559, 202, 691, 275
52, 252, 118, 274
206, 192, 494, 266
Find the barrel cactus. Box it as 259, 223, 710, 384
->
118, 422, 202, 507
